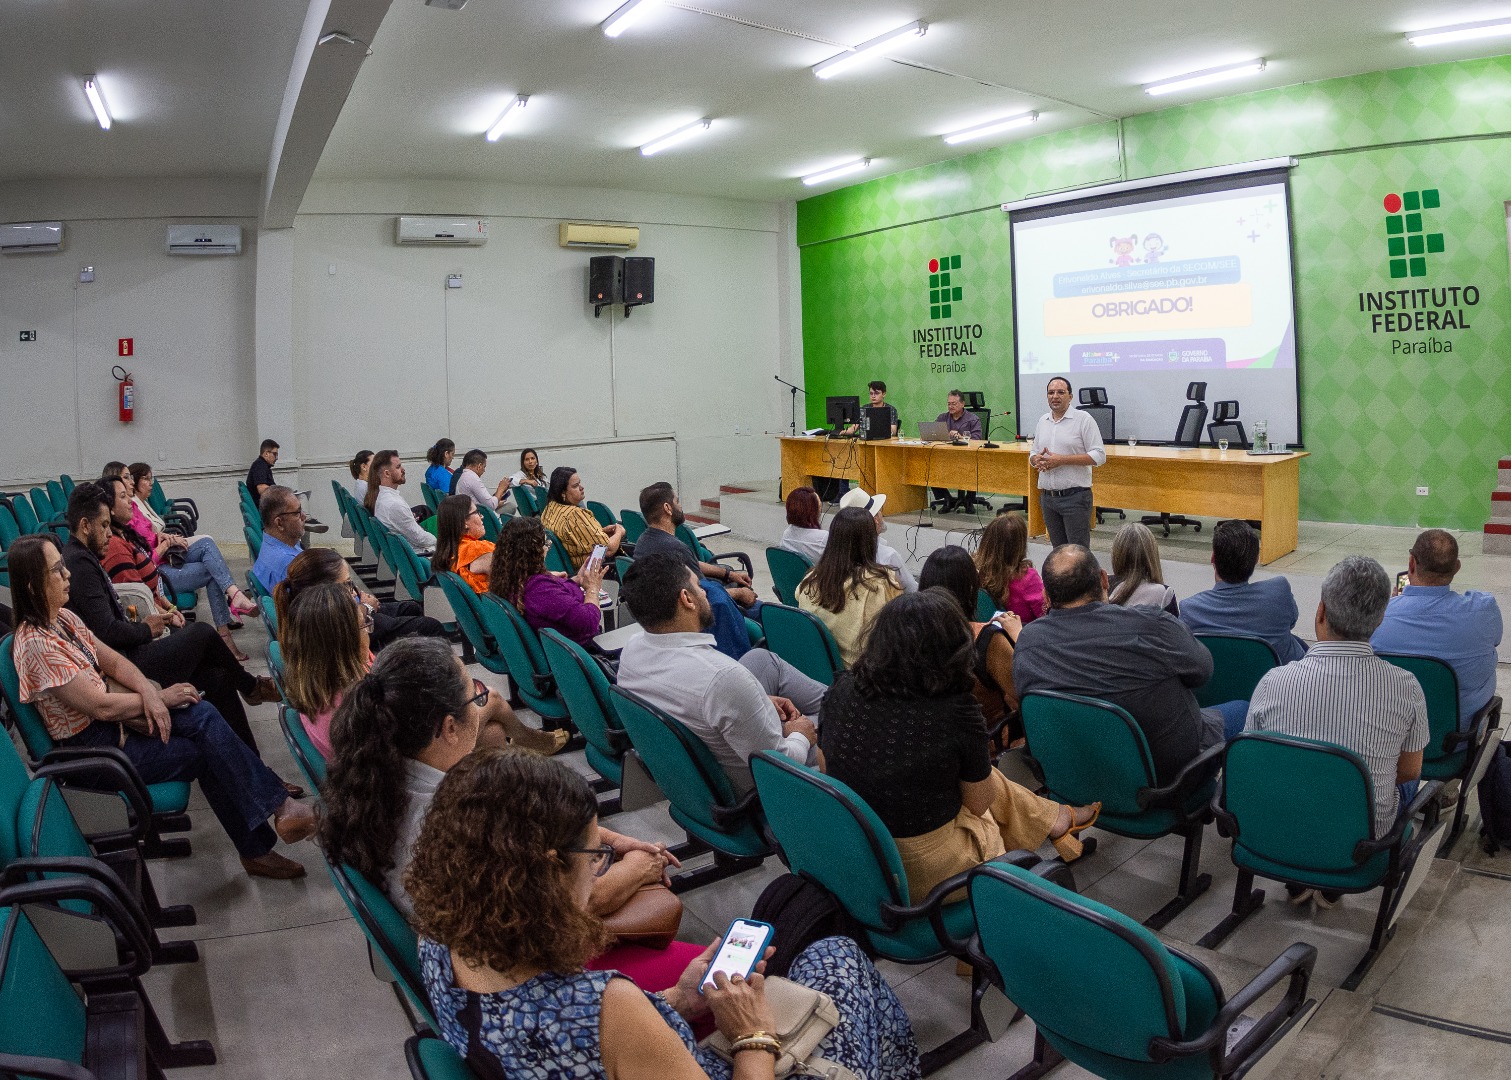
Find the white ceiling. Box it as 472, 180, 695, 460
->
9, 0, 1511, 202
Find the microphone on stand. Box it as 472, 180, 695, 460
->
981, 410, 1012, 449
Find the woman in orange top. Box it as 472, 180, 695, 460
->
431, 496, 494, 594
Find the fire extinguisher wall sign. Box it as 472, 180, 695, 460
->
113, 365, 134, 423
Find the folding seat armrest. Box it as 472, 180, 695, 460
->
1139, 741, 1225, 811
880, 851, 1043, 951
0, 876, 153, 979
1352, 780, 1443, 862
708, 787, 761, 830
1446, 695, 1501, 754
35, 757, 153, 840
709, 551, 755, 580
0, 1052, 97, 1080
1148, 942, 1316, 1067
0, 856, 152, 943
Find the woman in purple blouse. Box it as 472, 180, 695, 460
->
488, 516, 606, 649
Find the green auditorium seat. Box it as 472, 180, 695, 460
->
542, 528, 575, 575
324, 859, 435, 1031
968, 860, 1316, 1080
405, 1031, 482, 1080
587, 500, 618, 529
1020, 690, 1221, 928
758, 603, 844, 686
540, 628, 629, 795
619, 509, 647, 543
676, 521, 752, 579
763, 547, 812, 606
474, 594, 571, 724
1192, 634, 1280, 707
975, 588, 997, 622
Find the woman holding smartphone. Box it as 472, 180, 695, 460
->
489, 516, 605, 649
410, 749, 921, 1080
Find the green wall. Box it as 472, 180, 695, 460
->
798, 56, 1511, 530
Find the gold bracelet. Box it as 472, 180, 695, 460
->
735, 1031, 777, 1044
731, 1034, 782, 1057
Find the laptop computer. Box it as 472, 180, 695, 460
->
917, 420, 951, 442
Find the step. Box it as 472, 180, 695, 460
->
685, 512, 720, 527
699, 497, 721, 513
1485, 522, 1511, 556
1494, 491, 1511, 520
719, 484, 758, 495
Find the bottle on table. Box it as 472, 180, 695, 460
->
1253, 420, 1269, 453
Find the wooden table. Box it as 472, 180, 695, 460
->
777, 436, 1309, 564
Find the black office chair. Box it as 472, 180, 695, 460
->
930, 392, 998, 515
1141, 382, 1207, 536
1206, 400, 1249, 448
1078, 387, 1125, 526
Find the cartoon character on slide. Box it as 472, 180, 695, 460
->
1142, 234, 1168, 264
1109, 234, 1138, 267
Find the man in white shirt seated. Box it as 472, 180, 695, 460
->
1029, 376, 1106, 548
837, 487, 917, 592
616, 554, 826, 793
364, 449, 435, 556
452, 448, 512, 512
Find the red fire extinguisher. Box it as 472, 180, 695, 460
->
113, 365, 134, 423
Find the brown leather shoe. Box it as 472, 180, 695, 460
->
240, 676, 281, 706
273, 800, 317, 845
241, 852, 307, 880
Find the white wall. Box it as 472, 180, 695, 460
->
0, 176, 801, 543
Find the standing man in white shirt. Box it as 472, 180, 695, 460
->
365, 450, 436, 556
1029, 377, 1106, 549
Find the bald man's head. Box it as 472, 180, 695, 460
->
1410, 529, 1460, 583
1042, 544, 1104, 608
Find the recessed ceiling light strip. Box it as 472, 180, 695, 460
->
602, 0, 659, 38
1406, 19, 1511, 46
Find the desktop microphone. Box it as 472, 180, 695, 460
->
981, 409, 1012, 449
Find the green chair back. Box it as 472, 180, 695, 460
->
58, 475, 76, 497
587, 501, 618, 529
0, 730, 35, 865
388, 533, 433, 607
406, 1032, 482, 1080
1193, 634, 1280, 707
148, 479, 172, 517
436, 573, 507, 675
325, 861, 433, 1027
614, 555, 633, 583
474, 595, 568, 719
620, 510, 647, 543
969, 863, 1220, 1070
243, 523, 263, 560
1379, 654, 1462, 768
421, 485, 442, 513
0, 905, 89, 1070
8, 496, 39, 535
478, 503, 504, 543
513, 485, 543, 517
277, 704, 327, 789
673, 522, 712, 562
1020, 691, 1177, 834
610, 686, 768, 858
540, 629, 626, 785
759, 604, 844, 686
764, 548, 812, 607
45, 481, 65, 518
543, 529, 574, 575
259, 595, 279, 639
1221, 733, 1381, 876
0, 504, 20, 550
975, 588, 997, 622
29, 487, 56, 525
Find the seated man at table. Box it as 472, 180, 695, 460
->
1013, 544, 1246, 785
931, 389, 985, 512
1371, 528, 1502, 728
616, 554, 825, 794
1179, 519, 1308, 664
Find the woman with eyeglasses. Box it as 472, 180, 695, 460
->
281, 579, 567, 760
6, 534, 316, 880
318, 641, 701, 991
489, 515, 605, 649
430, 495, 493, 595
408, 749, 921, 1080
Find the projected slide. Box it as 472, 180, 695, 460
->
1011, 175, 1300, 445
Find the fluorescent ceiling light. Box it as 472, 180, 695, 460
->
1143, 59, 1266, 97
802, 158, 871, 186
83, 76, 111, 130
1407, 19, 1511, 46
485, 95, 529, 141
602, 0, 657, 38
813, 21, 927, 80
640, 118, 712, 156
944, 111, 1039, 145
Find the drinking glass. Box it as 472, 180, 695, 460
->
1127, 437, 1138, 449
1218, 439, 1229, 452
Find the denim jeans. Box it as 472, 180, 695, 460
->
60, 700, 285, 858
158, 539, 236, 626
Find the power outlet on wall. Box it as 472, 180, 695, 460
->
1416, 486, 1430, 496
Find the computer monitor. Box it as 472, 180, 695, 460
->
825, 395, 861, 430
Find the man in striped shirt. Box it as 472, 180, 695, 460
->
1246, 555, 1429, 844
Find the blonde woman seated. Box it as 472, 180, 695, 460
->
430, 495, 493, 594
819, 589, 1099, 903
795, 507, 902, 666
974, 511, 1047, 625
409, 748, 921, 1080
1108, 522, 1179, 615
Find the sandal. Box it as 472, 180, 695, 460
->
1066, 802, 1101, 836
228, 588, 259, 618
218, 626, 250, 662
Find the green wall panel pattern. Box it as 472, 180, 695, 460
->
797, 55, 1511, 530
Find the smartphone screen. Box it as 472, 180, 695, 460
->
1396, 570, 1410, 593
586, 544, 606, 575
699, 918, 774, 994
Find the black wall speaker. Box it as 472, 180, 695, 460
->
624, 256, 655, 310
589, 256, 624, 314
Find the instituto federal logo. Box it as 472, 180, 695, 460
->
1382, 189, 1444, 279
929, 254, 962, 319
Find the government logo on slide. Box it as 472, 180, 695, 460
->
929, 254, 962, 319
1382, 189, 1444, 279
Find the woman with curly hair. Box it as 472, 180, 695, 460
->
409, 748, 921, 1080
973, 511, 1046, 625
319, 639, 699, 990
431, 496, 494, 595
488, 516, 605, 649
819, 589, 1099, 903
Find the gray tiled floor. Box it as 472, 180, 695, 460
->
92, 528, 1511, 1079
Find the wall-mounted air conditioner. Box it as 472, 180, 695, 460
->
166, 224, 243, 255
0, 221, 64, 254
395, 217, 489, 245
559, 222, 639, 250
